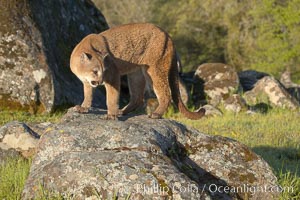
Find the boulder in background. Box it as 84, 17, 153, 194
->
280, 69, 300, 104
243, 76, 299, 109
194, 63, 240, 107
0, 0, 108, 113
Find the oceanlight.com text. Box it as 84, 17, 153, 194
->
135, 183, 293, 196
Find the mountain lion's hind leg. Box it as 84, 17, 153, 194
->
120, 70, 145, 115
147, 68, 171, 119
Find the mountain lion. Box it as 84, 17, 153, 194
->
70, 23, 205, 119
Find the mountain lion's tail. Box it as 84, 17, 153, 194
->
169, 54, 205, 120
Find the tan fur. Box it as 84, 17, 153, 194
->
70, 23, 205, 119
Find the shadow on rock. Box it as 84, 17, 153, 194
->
152, 131, 232, 199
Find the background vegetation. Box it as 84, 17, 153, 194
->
93, 0, 300, 80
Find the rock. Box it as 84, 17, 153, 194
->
223, 94, 247, 113
287, 87, 300, 104
243, 76, 299, 109
22, 108, 279, 200
0, 0, 108, 113
246, 110, 257, 115
280, 69, 299, 89
197, 105, 222, 117
238, 70, 269, 91
194, 63, 239, 106
280, 69, 300, 104
27, 122, 54, 136
0, 121, 40, 158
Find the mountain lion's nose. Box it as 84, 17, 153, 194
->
91, 81, 100, 86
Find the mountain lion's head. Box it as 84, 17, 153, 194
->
71, 49, 110, 88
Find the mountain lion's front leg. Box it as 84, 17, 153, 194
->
75, 82, 93, 113
105, 77, 120, 120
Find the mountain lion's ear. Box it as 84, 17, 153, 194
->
102, 53, 109, 61
91, 43, 107, 58
80, 52, 92, 63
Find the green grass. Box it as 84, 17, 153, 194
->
0, 110, 64, 126
0, 108, 299, 199
278, 171, 300, 200
0, 157, 31, 200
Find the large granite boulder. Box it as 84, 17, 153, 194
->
0, 0, 108, 113
22, 108, 279, 199
243, 76, 299, 109
194, 63, 240, 106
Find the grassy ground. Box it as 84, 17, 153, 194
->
0, 108, 299, 199
0, 110, 63, 126
0, 157, 31, 200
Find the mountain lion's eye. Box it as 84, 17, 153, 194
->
93, 70, 98, 75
